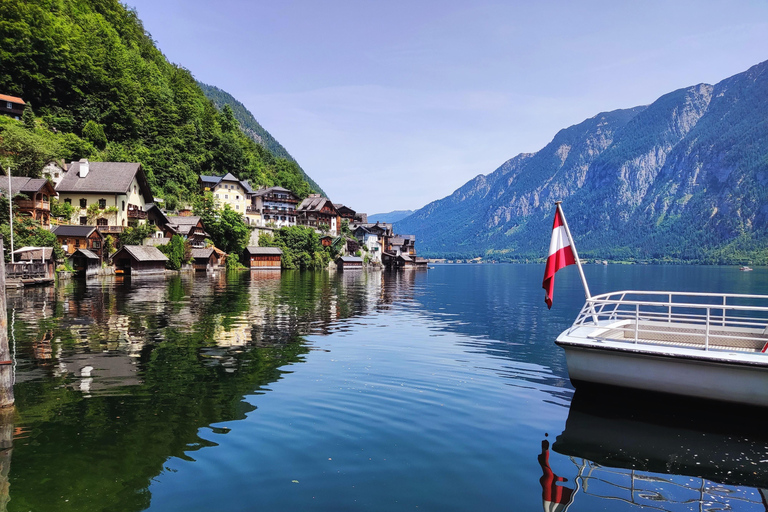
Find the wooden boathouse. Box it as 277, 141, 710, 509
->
112, 245, 168, 275
243, 246, 282, 269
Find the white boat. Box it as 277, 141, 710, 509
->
740, 265, 753, 271
556, 290, 768, 407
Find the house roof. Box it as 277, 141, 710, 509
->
251, 186, 296, 197
57, 161, 153, 202
297, 195, 336, 214
164, 215, 208, 237
190, 248, 215, 260
199, 173, 253, 193
144, 203, 170, 226
245, 246, 283, 255
69, 248, 99, 260
52, 225, 101, 238
337, 256, 363, 263
0, 94, 24, 104
0, 177, 57, 197
115, 245, 168, 262
12, 246, 54, 261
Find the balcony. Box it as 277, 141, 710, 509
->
127, 205, 147, 219
97, 226, 124, 234
15, 199, 50, 212
263, 194, 299, 203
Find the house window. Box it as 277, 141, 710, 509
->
99, 198, 106, 209
92, 241, 101, 249
75, 239, 80, 248
122, 201, 125, 211
236, 205, 239, 210
64, 198, 71, 204
79, 216, 87, 225
6, 102, 11, 109
80, 198, 87, 208
224, 195, 228, 199
97, 218, 108, 227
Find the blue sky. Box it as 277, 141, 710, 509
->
126, 0, 768, 215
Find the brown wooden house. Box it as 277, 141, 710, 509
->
52, 225, 104, 261
336, 255, 363, 270
112, 245, 168, 275
67, 249, 101, 277
243, 246, 282, 269
190, 248, 221, 272
0, 177, 57, 227
0, 93, 25, 119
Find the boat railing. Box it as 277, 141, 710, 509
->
571, 291, 768, 351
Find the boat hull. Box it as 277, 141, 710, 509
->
558, 341, 768, 407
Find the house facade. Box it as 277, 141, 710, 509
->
55, 160, 153, 233
112, 245, 168, 275
243, 246, 282, 269
0, 93, 25, 119
52, 225, 104, 261
248, 186, 299, 228
0, 177, 57, 226
199, 173, 253, 215
297, 194, 338, 235
162, 216, 209, 248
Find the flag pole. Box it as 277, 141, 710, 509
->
555, 201, 591, 300
7, 168, 13, 263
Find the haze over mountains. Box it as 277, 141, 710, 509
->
395, 60, 768, 263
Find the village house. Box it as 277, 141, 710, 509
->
52, 225, 104, 261
243, 246, 282, 269
41, 160, 67, 188
353, 223, 391, 264
296, 194, 338, 235
248, 186, 299, 228
0, 93, 25, 120
55, 160, 153, 234
381, 233, 428, 269
162, 216, 209, 248
333, 204, 356, 224
7, 247, 56, 284
0, 177, 57, 227
112, 245, 168, 275
199, 173, 253, 215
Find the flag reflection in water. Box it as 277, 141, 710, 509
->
538, 433, 575, 512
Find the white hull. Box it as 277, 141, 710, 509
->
558, 338, 768, 407
556, 290, 768, 407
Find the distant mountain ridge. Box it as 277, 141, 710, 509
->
198, 82, 326, 196
368, 210, 414, 224
395, 60, 768, 264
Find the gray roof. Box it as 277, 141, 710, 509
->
297, 195, 335, 213
57, 161, 152, 201
115, 245, 168, 262
338, 256, 363, 263
69, 249, 99, 260
190, 248, 215, 259
245, 246, 283, 255
52, 225, 101, 237
251, 186, 295, 197
200, 173, 253, 193
398, 254, 413, 262
12, 246, 54, 261
166, 215, 202, 226
0, 177, 56, 196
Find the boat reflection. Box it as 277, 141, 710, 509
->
551, 389, 768, 510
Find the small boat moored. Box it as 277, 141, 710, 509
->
544, 202, 768, 407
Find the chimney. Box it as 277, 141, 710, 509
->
79, 158, 89, 178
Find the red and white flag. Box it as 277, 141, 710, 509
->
542, 208, 576, 309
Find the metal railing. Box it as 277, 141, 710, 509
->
570, 290, 768, 351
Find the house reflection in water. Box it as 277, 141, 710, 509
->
538, 434, 575, 512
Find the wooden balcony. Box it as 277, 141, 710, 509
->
97, 226, 124, 234
127, 205, 147, 219
15, 199, 50, 211
262, 194, 299, 203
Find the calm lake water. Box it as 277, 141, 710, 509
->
3, 264, 768, 511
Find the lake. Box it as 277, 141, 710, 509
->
3, 264, 768, 511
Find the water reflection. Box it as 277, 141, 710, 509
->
4, 270, 401, 512
552, 390, 768, 511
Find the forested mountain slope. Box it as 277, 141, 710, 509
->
198, 82, 325, 196
0, 0, 321, 207
395, 61, 768, 263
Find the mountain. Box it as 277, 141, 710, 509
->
368, 210, 414, 224
395, 61, 768, 264
0, 0, 319, 207
197, 82, 325, 196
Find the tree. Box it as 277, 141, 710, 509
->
22, 102, 35, 130
119, 224, 156, 246
214, 205, 250, 255
260, 225, 329, 270
82, 120, 107, 150
0, 121, 60, 177
158, 234, 189, 270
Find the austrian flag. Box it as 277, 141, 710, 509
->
542, 208, 576, 309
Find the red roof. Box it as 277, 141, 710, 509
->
0, 93, 25, 104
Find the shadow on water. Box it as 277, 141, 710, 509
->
549, 388, 768, 511
2, 270, 392, 512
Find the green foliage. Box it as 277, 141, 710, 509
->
193, 195, 250, 256
259, 225, 329, 270
22, 102, 35, 130
225, 254, 246, 271
157, 234, 188, 270
104, 234, 115, 256
119, 223, 156, 246
0, 0, 322, 206
0, 117, 60, 177
0, 208, 64, 261
82, 120, 107, 150
50, 197, 75, 220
